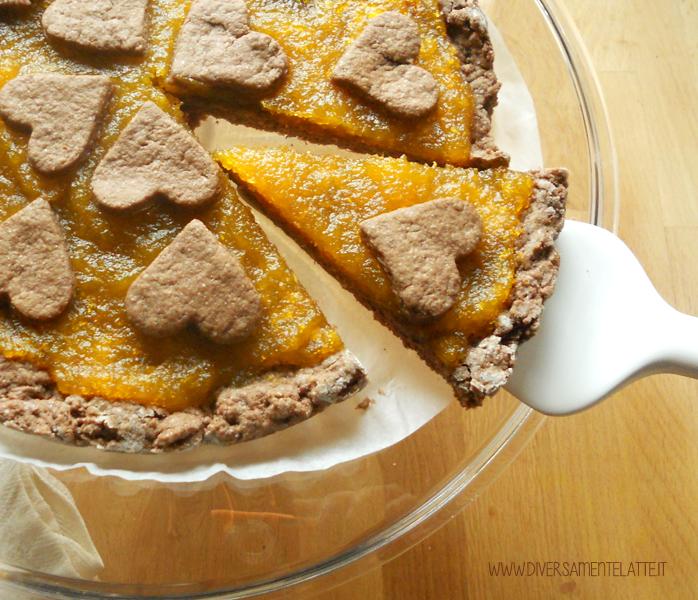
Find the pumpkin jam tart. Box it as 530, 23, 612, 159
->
0, 0, 367, 453
0, 0, 559, 452
218, 148, 567, 406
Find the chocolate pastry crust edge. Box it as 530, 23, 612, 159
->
0, 350, 367, 453
373, 168, 568, 407
448, 168, 568, 407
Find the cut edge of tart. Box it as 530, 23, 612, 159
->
217, 147, 568, 407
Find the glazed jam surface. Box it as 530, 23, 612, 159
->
218, 147, 534, 369
0, 1, 343, 411
167, 0, 475, 166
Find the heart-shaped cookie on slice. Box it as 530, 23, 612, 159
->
360, 198, 482, 319
91, 101, 221, 213
42, 0, 149, 53
0, 198, 75, 321
332, 11, 439, 119
0, 74, 112, 175
125, 219, 263, 344
171, 0, 288, 93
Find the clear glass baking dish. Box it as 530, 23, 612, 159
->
0, 0, 617, 597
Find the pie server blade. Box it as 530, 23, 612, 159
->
505, 220, 698, 415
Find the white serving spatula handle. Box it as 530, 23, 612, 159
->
647, 304, 698, 380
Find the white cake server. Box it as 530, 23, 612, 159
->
505, 219, 698, 415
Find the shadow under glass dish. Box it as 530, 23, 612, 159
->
0, 0, 617, 597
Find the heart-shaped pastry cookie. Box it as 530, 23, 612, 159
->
91, 101, 221, 213
42, 0, 149, 53
126, 219, 263, 344
332, 11, 439, 118
0, 74, 112, 175
360, 198, 482, 319
0, 199, 75, 321
171, 0, 288, 92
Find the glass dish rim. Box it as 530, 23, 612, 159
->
0, 0, 618, 596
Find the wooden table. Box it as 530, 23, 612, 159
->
5, 0, 694, 597
318, 0, 698, 597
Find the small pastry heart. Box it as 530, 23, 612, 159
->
42, 0, 149, 53
360, 198, 482, 319
171, 0, 288, 92
0, 199, 75, 321
332, 11, 439, 119
125, 219, 263, 344
0, 74, 112, 175
91, 101, 221, 213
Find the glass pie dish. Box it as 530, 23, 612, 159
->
0, 0, 617, 597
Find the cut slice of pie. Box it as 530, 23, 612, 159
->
165, 0, 508, 168
218, 147, 567, 406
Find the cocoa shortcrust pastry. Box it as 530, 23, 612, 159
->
438, 0, 509, 167
0, 350, 366, 453
445, 168, 568, 406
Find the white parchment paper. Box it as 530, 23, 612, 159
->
0, 20, 542, 483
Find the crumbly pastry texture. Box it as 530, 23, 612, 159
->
352, 168, 567, 407
302, 168, 567, 407
449, 168, 568, 406
0, 350, 366, 453
438, 0, 509, 167
231, 163, 567, 408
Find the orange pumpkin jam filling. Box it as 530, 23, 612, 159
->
217, 147, 534, 370
166, 0, 476, 166
0, 1, 343, 412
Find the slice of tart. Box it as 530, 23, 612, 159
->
164, 0, 508, 168
0, 4, 366, 453
218, 147, 567, 406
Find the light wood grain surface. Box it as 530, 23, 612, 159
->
7, 0, 695, 598
317, 0, 698, 598
57, 1, 697, 598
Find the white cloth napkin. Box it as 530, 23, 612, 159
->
0, 458, 103, 581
